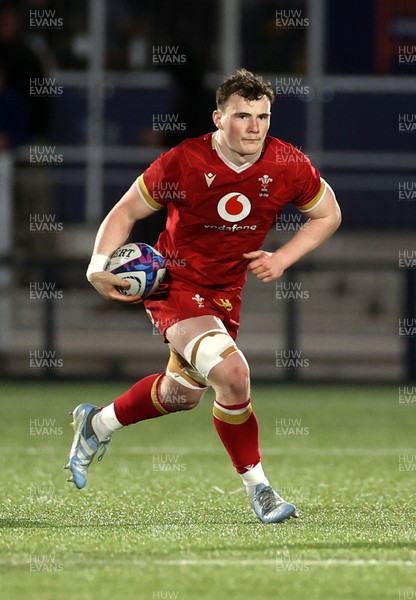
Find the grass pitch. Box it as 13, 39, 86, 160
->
0, 383, 414, 600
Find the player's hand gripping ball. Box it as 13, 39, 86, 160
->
105, 242, 166, 299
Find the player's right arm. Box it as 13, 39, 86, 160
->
87, 180, 157, 302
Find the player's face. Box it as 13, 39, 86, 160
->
213, 94, 271, 165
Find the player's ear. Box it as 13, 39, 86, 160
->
212, 109, 223, 129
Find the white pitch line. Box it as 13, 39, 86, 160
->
154, 558, 416, 567
117, 447, 416, 457
0, 558, 415, 568
0, 447, 414, 457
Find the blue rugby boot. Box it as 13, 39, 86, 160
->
64, 403, 111, 489
250, 483, 299, 524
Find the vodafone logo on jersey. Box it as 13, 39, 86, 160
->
217, 192, 251, 223
204, 191, 257, 232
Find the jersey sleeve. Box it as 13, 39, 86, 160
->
290, 148, 326, 213
136, 146, 182, 211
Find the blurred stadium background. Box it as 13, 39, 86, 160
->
0, 0, 415, 383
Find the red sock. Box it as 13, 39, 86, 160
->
212, 399, 261, 473
114, 373, 176, 426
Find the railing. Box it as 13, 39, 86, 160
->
281, 262, 415, 382
3, 257, 415, 383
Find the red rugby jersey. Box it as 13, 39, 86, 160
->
137, 132, 325, 292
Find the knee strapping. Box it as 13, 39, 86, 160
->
166, 349, 209, 389
183, 329, 238, 380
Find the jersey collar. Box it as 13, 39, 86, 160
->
212, 131, 262, 173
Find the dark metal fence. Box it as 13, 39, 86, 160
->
3, 257, 414, 382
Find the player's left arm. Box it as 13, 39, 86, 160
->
243, 183, 341, 283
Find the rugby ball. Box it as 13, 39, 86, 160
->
105, 242, 166, 298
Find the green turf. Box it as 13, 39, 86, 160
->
0, 383, 415, 600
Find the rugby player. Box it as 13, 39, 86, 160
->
65, 69, 341, 523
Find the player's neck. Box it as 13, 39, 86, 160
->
214, 131, 262, 168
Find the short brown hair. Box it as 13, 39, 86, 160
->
216, 68, 275, 110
